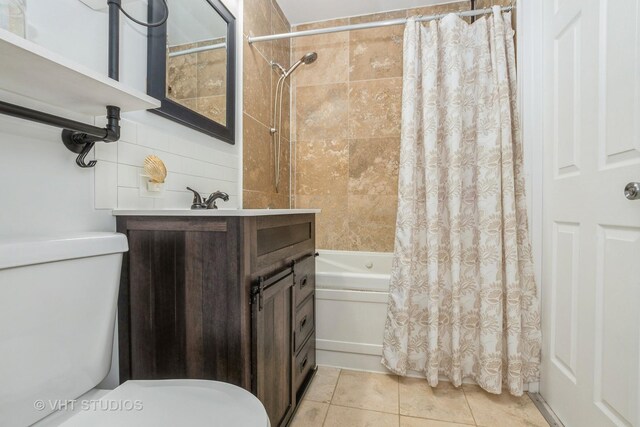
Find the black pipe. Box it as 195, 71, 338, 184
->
0, 100, 109, 138
108, 0, 120, 81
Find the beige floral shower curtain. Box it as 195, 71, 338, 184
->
382, 7, 541, 396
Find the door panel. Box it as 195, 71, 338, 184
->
542, 0, 640, 426
550, 222, 579, 383
594, 227, 640, 426
252, 272, 294, 427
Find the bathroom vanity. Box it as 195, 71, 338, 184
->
113, 209, 319, 427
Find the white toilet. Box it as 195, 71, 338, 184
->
0, 233, 269, 427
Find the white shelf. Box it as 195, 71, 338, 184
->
0, 28, 160, 116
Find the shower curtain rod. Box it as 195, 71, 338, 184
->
168, 42, 227, 57
248, 5, 513, 44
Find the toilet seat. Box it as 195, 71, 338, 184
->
57, 380, 269, 427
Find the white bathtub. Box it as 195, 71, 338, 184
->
315, 250, 393, 373
315, 250, 540, 389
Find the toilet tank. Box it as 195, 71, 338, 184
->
0, 233, 128, 427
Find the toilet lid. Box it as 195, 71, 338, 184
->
59, 380, 269, 427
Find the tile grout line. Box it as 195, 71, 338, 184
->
400, 414, 476, 426
461, 385, 479, 426
296, 75, 404, 90
397, 374, 400, 426
329, 368, 342, 403
400, 376, 477, 426
243, 111, 272, 135
321, 368, 342, 427
328, 402, 400, 416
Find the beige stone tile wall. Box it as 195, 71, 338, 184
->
242, 0, 291, 208
292, 2, 477, 252
241, 0, 516, 246
167, 38, 227, 125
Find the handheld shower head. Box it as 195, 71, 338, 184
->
284, 52, 319, 76
301, 52, 318, 64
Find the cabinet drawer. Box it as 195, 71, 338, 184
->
294, 296, 314, 352
294, 255, 315, 308
295, 333, 315, 392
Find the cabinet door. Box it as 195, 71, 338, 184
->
120, 218, 246, 387
252, 270, 294, 427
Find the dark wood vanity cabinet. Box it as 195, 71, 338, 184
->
116, 213, 316, 427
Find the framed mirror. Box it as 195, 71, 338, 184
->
147, 0, 236, 144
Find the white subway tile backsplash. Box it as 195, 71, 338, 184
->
117, 164, 140, 188
153, 197, 165, 209
95, 141, 117, 162
158, 152, 183, 173
118, 187, 154, 209
167, 173, 205, 193
168, 173, 237, 197
181, 157, 235, 182
199, 146, 239, 169
118, 141, 153, 166
167, 136, 198, 158
168, 136, 239, 168
94, 161, 117, 209
94, 120, 240, 210
196, 159, 237, 182
163, 190, 194, 209
138, 125, 170, 151
119, 119, 138, 144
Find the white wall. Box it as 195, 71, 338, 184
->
0, 0, 243, 387
0, 0, 242, 239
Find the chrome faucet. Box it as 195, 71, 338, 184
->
186, 187, 229, 210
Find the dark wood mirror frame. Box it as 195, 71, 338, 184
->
146, 0, 236, 144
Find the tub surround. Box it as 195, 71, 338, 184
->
243, 0, 293, 208
291, 0, 514, 252
112, 208, 320, 216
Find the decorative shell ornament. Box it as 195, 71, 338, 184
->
143, 155, 167, 184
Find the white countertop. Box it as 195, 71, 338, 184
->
112, 209, 321, 217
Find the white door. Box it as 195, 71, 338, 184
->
541, 0, 640, 426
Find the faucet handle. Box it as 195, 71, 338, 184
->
186, 187, 206, 209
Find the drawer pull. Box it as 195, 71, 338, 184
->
300, 355, 308, 372
300, 315, 308, 330
300, 276, 309, 289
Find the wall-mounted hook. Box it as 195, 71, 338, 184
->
60, 106, 120, 168
76, 142, 97, 168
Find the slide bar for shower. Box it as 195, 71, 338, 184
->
248, 5, 513, 44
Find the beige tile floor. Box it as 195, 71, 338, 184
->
290, 367, 549, 427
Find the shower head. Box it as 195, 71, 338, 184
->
301, 52, 318, 64
284, 52, 319, 76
